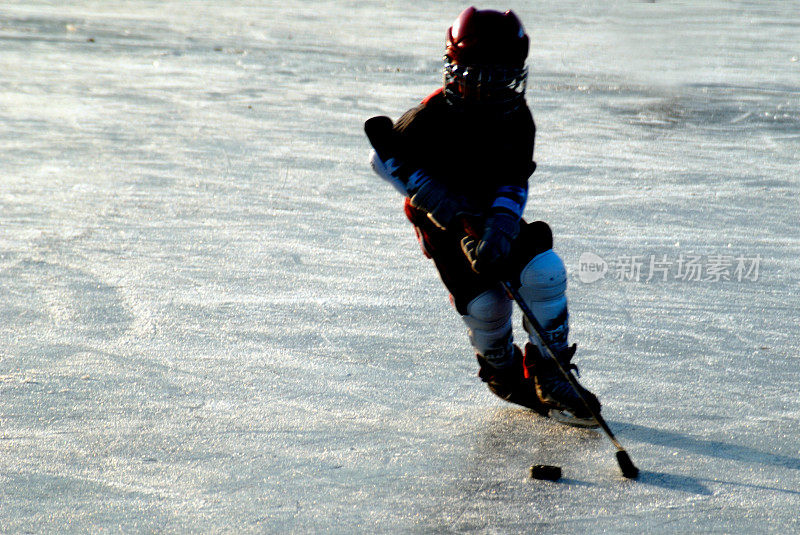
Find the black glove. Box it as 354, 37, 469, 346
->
461, 211, 520, 275
408, 174, 478, 230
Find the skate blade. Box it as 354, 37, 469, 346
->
548, 409, 600, 429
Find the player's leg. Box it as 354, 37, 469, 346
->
510, 221, 601, 421
462, 286, 548, 414
404, 201, 545, 412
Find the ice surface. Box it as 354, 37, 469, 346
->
1, 1, 798, 532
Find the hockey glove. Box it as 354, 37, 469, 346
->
461, 211, 520, 276
408, 175, 478, 230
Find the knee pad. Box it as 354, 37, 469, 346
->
518, 249, 569, 350
461, 288, 513, 365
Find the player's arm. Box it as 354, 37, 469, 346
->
366, 115, 478, 230
462, 156, 535, 274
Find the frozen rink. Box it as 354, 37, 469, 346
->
1, 1, 799, 532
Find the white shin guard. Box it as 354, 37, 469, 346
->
518, 249, 570, 352
461, 288, 513, 368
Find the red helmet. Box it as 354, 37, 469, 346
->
443, 7, 529, 112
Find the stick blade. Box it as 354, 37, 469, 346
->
616, 450, 639, 479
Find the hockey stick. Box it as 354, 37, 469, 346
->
502, 281, 639, 479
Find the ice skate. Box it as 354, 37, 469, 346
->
524, 342, 601, 428
476, 345, 549, 416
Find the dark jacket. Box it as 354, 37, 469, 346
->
392, 88, 536, 213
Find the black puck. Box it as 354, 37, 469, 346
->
530, 464, 562, 481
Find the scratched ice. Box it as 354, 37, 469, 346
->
0, 1, 798, 532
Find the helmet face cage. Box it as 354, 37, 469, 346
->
443, 60, 527, 113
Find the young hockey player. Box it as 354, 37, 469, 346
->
366, 7, 601, 426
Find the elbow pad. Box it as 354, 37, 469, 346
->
368, 149, 432, 197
